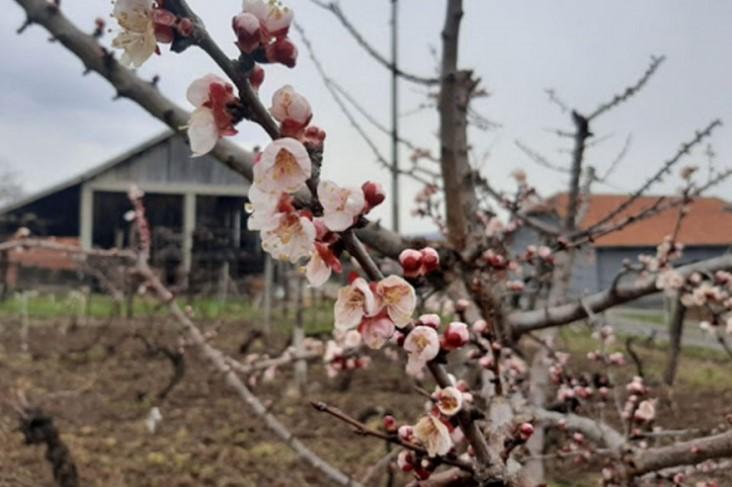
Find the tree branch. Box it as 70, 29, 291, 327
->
508, 253, 732, 336
307, 0, 439, 86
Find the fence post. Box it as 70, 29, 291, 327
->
293, 274, 307, 395
263, 255, 273, 335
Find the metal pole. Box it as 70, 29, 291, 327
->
390, 0, 400, 232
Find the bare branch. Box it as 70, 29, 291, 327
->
515, 140, 569, 174
581, 120, 722, 236
307, 0, 439, 86
508, 253, 732, 336
588, 55, 666, 120
629, 429, 732, 477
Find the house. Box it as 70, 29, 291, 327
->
0, 132, 264, 289
516, 193, 732, 298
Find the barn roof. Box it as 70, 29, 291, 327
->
547, 193, 732, 247
0, 131, 174, 215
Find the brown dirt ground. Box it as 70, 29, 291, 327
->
0, 319, 731, 487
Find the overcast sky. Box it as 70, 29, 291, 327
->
2, 1, 731, 233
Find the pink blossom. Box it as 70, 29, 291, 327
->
375, 275, 417, 327
413, 415, 453, 457
270, 85, 312, 137
634, 400, 656, 422
334, 277, 377, 331
433, 387, 463, 416
485, 217, 505, 238
358, 314, 395, 350
318, 180, 366, 231
111, 0, 157, 68
254, 138, 311, 193
305, 242, 341, 288
403, 326, 440, 375
399, 249, 422, 277
243, 0, 294, 38
186, 74, 239, 156
261, 211, 315, 262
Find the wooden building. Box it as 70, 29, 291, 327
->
0, 132, 264, 288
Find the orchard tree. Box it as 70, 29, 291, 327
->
8, 1, 732, 486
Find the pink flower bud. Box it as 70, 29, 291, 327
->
418, 313, 441, 329
362, 181, 386, 211
420, 247, 440, 273
383, 415, 398, 433
398, 425, 413, 442
471, 319, 488, 334
271, 84, 312, 136
455, 299, 470, 312
399, 249, 423, 277
518, 422, 534, 441
302, 126, 326, 150
266, 37, 298, 67
249, 64, 265, 90
397, 450, 414, 472
233, 12, 262, 54
478, 355, 494, 369
442, 322, 469, 350
177, 17, 193, 37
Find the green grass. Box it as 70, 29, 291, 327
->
0, 293, 336, 335
615, 310, 665, 326
558, 325, 732, 390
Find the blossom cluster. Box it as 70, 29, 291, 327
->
111, 0, 193, 68
233, 0, 298, 67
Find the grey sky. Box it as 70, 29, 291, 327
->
2, 1, 731, 234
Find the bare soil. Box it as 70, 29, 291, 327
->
0, 319, 730, 487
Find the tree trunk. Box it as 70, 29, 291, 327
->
663, 293, 686, 385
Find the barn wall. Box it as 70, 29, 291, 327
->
91, 136, 249, 188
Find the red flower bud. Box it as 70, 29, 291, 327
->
442, 322, 469, 350
420, 247, 440, 273
266, 37, 298, 68
233, 12, 262, 54
518, 422, 534, 441
399, 249, 422, 277
383, 415, 397, 433
248, 64, 265, 90
361, 181, 386, 211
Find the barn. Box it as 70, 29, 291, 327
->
516, 193, 732, 299
0, 131, 264, 288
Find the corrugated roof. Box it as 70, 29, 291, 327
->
550, 193, 732, 247
0, 131, 174, 215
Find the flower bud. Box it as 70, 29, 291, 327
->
517, 422, 534, 441
302, 126, 326, 150
383, 415, 398, 433
249, 64, 265, 90
417, 313, 441, 329
397, 425, 413, 442
362, 181, 386, 211
233, 12, 262, 53
399, 249, 423, 277
420, 247, 440, 273
442, 322, 469, 350
266, 37, 298, 67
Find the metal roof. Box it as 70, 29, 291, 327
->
0, 131, 174, 215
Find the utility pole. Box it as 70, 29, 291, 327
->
390, 0, 400, 232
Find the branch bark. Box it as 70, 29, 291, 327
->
508, 254, 732, 336
438, 0, 480, 254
